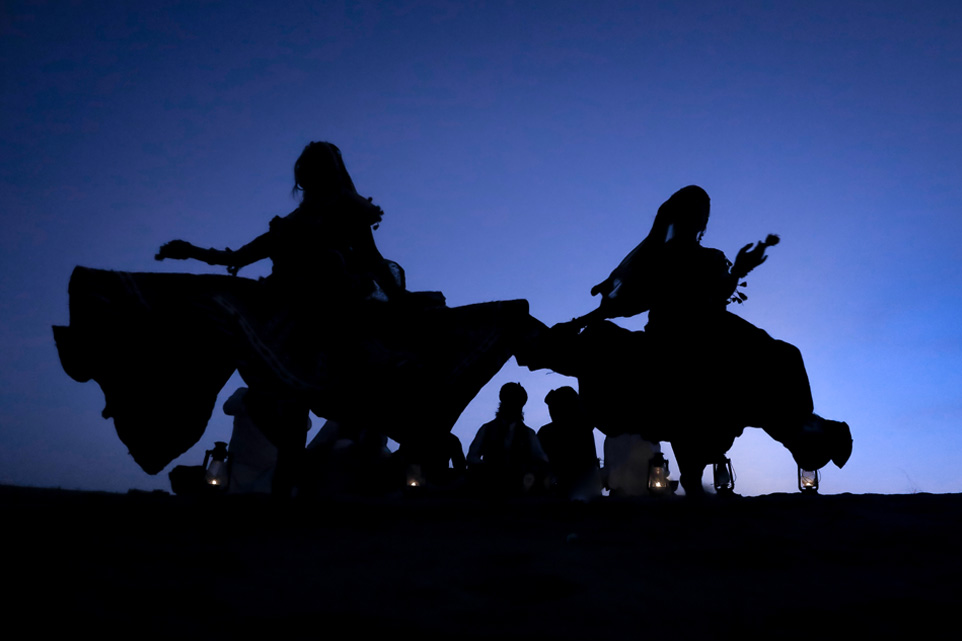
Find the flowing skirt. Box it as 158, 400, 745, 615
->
527, 313, 814, 447
54, 267, 533, 474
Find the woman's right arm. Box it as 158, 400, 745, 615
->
155, 232, 271, 275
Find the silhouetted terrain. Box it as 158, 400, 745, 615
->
6, 486, 957, 638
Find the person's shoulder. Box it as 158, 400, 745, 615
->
699, 245, 728, 260
268, 208, 303, 231
690, 245, 731, 270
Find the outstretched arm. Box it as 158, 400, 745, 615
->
567, 273, 651, 329
155, 232, 271, 275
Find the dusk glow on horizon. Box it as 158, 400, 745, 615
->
2, 1, 961, 496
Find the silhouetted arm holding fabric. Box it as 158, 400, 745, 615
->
571, 192, 779, 326
155, 233, 272, 276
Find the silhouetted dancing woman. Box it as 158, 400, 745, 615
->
55, 142, 534, 492
547, 186, 851, 495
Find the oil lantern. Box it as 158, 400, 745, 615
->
798, 466, 819, 493
203, 441, 230, 489
713, 456, 735, 495
648, 452, 671, 495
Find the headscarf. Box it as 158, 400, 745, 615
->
590, 185, 710, 318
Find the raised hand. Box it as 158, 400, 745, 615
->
733, 242, 766, 277
732, 234, 779, 278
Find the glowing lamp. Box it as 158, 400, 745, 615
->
203, 441, 230, 489
648, 452, 671, 495
713, 456, 735, 495
406, 463, 424, 488
798, 466, 819, 493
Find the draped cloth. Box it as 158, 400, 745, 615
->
526, 315, 814, 462
54, 266, 532, 474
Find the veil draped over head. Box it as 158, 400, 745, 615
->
644, 185, 710, 246
590, 185, 710, 318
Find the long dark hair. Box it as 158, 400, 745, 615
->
292, 141, 383, 227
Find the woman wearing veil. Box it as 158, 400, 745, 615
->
54, 142, 535, 491
531, 186, 851, 495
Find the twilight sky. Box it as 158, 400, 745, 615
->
2, 1, 960, 495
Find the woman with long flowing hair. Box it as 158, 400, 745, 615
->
55, 142, 536, 493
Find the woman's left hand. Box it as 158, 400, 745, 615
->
733, 241, 768, 277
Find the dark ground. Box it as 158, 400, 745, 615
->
5, 485, 960, 639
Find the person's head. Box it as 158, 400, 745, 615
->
658, 185, 710, 243
293, 141, 357, 201
544, 386, 580, 423
497, 382, 527, 418
293, 141, 383, 227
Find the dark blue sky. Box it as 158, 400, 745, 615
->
2, 1, 960, 494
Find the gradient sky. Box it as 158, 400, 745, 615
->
2, 1, 960, 495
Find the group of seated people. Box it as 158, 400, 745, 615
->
464, 382, 601, 499
212, 382, 654, 500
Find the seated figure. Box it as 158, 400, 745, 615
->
467, 383, 549, 495
537, 386, 602, 500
